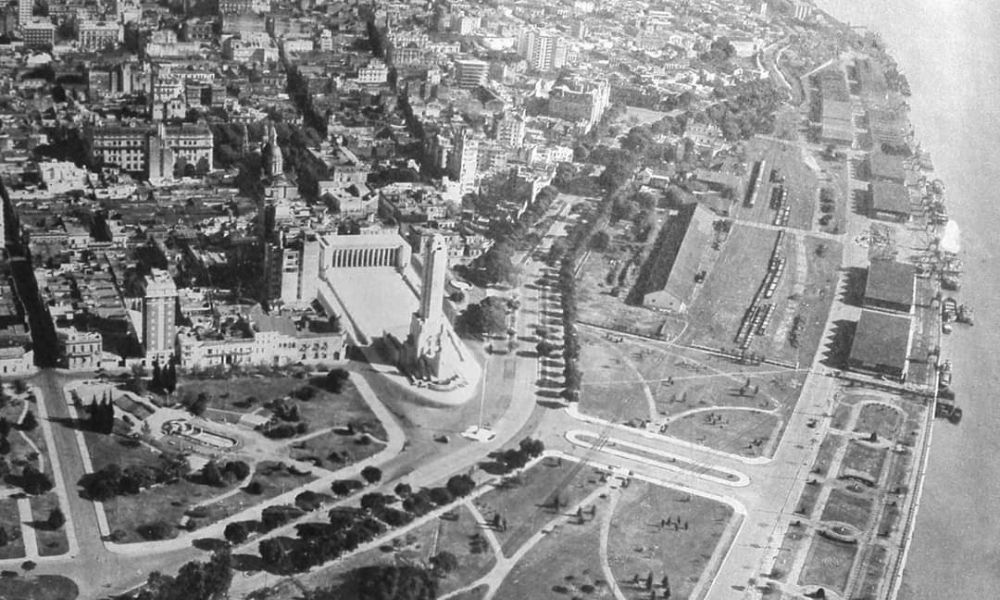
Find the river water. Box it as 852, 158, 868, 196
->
813, 1, 1000, 598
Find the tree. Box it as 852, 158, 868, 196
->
324, 368, 350, 393
151, 361, 162, 390
0, 526, 6, 547
461, 296, 508, 337
445, 474, 475, 498
224, 521, 250, 545
189, 393, 210, 416
361, 466, 382, 484
430, 551, 459, 575
19, 410, 37, 432
350, 565, 438, 600
46, 507, 65, 530
0, 416, 9, 437
201, 460, 225, 487
589, 230, 612, 251
476, 241, 517, 285
18, 465, 53, 495
0, 436, 9, 456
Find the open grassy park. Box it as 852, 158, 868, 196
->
178, 375, 385, 440
29, 492, 68, 557
493, 504, 613, 600
0, 498, 24, 560
0, 575, 78, 600
607, 481, 736, 600
474, 457, 605, 557
798, 534, 858, 593
839, 441, 888, 485
820, 488, 874, 531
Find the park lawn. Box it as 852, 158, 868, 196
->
854, 403, 903, 441
198, 461, 316, 525
812, 434, 842, 478
579, 331, 650, 424
0, 575, 78, 600
103, 475, 242, 544
831, 400, 854, 430
663, 409, 782, 458
607, 481, 735, 600
288, 429, 385, 471
856, 544, 889, 599
29, 493, 68, 557
684, 224, 779, 350
796, 482, 822, 518
820, 488, 874, 531
798, 534, 858, 594
492, 503, 613, 600
178, 377, 385, 439
0, 498, 25, 559
474, 457, 605, 558
768, 525, 808, 582
0, 393, 48, 472
84, 431, 162, 472
840, 441, 888, 484
447, 585, 489, 600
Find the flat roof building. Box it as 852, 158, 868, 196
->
849, 309, 913, 381
864, 260, 917, 314
870, 181, 911, 222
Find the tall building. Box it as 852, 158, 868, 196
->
519, 28, 567, 71
142, 269, 177, 363
496, 111, 526, 147
17, 0, 30, 28
454, 58, 488, 89
264, 122, 284, 179
447, 130, 479, 194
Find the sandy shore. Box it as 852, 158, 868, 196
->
815, 1, 1000, 598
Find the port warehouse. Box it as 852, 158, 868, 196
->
849, 260, 919, 381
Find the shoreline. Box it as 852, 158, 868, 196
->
814, 2, 1000, 599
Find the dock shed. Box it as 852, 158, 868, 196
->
848, 309, 913, 381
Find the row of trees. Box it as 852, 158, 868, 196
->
253, 472, 477, 576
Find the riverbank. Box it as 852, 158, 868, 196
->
815, 2, 1000, 599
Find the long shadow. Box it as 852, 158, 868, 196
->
840, 267, 868, 307
850, 189, 870, 216
821, 319, 858, 369
47, 415, 89, 432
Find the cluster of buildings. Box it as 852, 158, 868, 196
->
0, 0, 813, 377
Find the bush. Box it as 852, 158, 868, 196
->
360, 466, 382, 484
224, 521, 253, 544
138, 520, 174, 541
331, 479, 364, 497
445, 475, 475, 498
224, 460, 251, 481
245, 481, 264, 495
294, 491, 324, 512
428, 487, 453, 506
19, 410, 37, 432
323, 368, 351, 393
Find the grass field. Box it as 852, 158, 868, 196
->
769, 525, 808, 582
796, 482, 822, 518
820, 488, 874, 531
798, 534, 858, 593
812, 434, 842, 477
607, 481, 735, 600
840, 441, 888, 484
197, 461, 316, 525
579, 330, 807, 429
855, 544, 889, 599
0, 392, 49, 476
663, 409, 781, 458
177, 376, 385, 439
0, 575, 78, 600
84, 431, 162, 472
29, 493, 68, 557
474, 457, 605, 558
854, 403, 903, 441
492, 502, 612, 600
0, 498, 25, 559
795, 237, 843, 366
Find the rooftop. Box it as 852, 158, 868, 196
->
850, 309, 912, 372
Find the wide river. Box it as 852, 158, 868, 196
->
815, 1, 1000, 598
